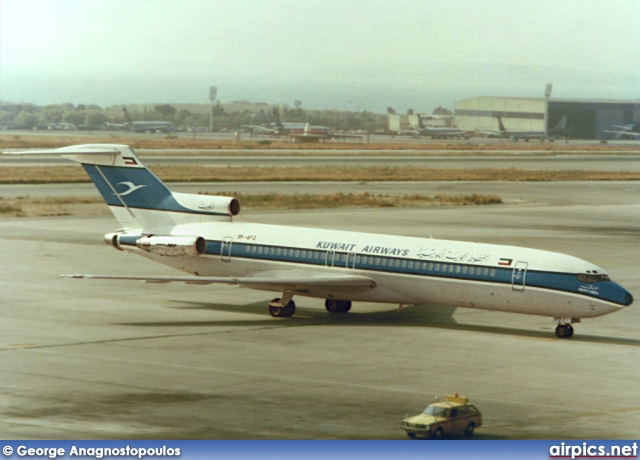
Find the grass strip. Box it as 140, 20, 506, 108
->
2, 166, 640, 184
0, 192, 502, 218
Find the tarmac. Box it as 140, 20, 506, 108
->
1, 181, 639, 439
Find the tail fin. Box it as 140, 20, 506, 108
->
554, 115, 568, 130
496, 116, 507, 133
4, 144, 239, 230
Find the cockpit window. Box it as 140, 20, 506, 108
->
576, 273, 611, 283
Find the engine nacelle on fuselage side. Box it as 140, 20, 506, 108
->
104, 232, 206, 257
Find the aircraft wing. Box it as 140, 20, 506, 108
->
62, 272, 376, 291
604, 129, 640, 139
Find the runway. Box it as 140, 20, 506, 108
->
3, 152, 640, 171
1, 181, 639, 439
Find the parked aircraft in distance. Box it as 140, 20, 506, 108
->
4, 144, 633, 339
127, 121, 176, 133
604, 107, 640, 139
488, 116, 555, 142
415, 114, 472, 139
243, 109, 361, 142
120, 106, 175, 133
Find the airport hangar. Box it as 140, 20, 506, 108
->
454, 97, 639, 139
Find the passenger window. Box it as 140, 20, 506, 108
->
462, 266, 468, 274
435, 264, 440, 271
301, 250, 306, 258
455, 266, 460, 273
408, 261, 414, 269
483, 268, 489, 276
276, 248, 281, 256
401, 261, 407, 268
375, 258, 380, 265
490, 269, 495, 276
428, 263, 433, 271
257, 246, 263, 254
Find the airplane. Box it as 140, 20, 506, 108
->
243, 109, 361, 142
3, 144, 633, 339
604, 127, 640, 140
487, 116, 555, 142
120, 107, 175, 133
127, 121, 176, 133
415, 114, 472, 139
604, 107, 640, 139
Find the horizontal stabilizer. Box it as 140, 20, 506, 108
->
4, 145, 124, 156
3, 144, 143, 168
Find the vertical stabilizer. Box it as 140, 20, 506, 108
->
4, 144, 239, 230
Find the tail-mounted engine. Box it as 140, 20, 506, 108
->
105, 232, 206, 257
173, 192, 240, 217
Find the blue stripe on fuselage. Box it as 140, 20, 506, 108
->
117, 236, 632, 307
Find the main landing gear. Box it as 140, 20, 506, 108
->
267, 292, 353, 317
325, 299, 352, 313
268, 289, 295, 317
555, 318, 579, 338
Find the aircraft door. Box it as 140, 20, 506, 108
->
346, 252, 356, 269
325, 250, 335, 267
512, 261, 528, 291
221, 236, 233, 262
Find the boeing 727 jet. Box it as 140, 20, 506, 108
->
5, 144, 633, 338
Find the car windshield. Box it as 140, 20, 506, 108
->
423, 405, 449, 417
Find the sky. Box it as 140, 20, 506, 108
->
1, 0, 639, 113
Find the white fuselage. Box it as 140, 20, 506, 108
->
122, 219, 631, 321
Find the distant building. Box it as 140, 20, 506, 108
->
454, 96, 640, 139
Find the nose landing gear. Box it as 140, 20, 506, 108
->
554, 318, 579, 338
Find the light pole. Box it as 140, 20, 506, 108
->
209, 86, 217, 132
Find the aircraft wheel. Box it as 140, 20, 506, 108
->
555, 324, 573, 339
325, 299, 352, 313
269, 298, 296, 317
565, 324, 574, 338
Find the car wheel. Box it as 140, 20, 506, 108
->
465, 422, 475, 437
406, 432, 416, 439
433, 427, 444, 440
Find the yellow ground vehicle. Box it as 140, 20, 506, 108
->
401, 394, 482, 439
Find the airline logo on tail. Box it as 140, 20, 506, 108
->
114, 181, 148, 196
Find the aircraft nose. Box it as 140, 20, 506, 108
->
611, 282, 633, 307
